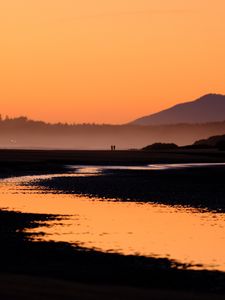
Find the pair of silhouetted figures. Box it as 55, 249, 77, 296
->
111, 145, 116, 151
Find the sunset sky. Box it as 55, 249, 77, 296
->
1, 0, 225, 124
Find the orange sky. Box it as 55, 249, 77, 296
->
1, 0, 225, 124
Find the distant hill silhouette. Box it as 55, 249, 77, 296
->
142, 143, 178, 151
131, 94, 225, 125
194, 134, 225, 148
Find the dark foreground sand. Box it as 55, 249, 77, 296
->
1, 149, 225, 299
1, 273, 225, 300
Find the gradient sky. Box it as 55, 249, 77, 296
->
1, 0, 225, 124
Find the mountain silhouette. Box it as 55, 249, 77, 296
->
131, 94, 225, 125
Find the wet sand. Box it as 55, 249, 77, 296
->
36, 166, 225, 212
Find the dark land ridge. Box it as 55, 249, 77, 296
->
194, 133, 225, 149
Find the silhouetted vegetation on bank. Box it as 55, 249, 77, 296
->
142, 143, 178, 151
141, 133, 225, 151
194, 134, 225, 150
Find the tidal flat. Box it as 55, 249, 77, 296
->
1, 149, 225, 299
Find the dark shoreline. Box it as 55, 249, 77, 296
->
1, 148, 225, 165
1, 149, 225, 298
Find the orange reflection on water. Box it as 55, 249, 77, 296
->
0, 174, 225, 271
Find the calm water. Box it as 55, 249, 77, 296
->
1, 163, 225, 271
